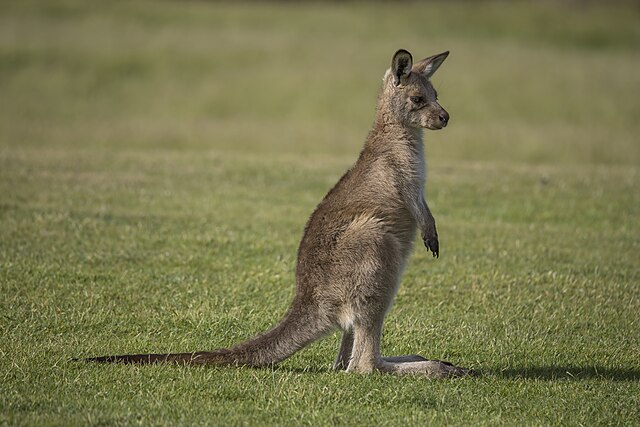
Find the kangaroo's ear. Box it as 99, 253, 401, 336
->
413, 51, 449, 79
391, 49, 413, 86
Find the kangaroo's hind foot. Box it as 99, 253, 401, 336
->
379, 357, 472, 378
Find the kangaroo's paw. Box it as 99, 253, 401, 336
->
423, 233, 439, 258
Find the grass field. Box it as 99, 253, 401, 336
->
1, 1, 639, 425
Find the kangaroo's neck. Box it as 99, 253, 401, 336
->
357, 100, 428, 191
367, 102, 425, 154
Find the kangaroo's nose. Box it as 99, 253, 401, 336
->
439, 111, 449, 126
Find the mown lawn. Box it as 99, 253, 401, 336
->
1, 1, 639, 425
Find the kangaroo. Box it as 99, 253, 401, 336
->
84, 49, 470, 378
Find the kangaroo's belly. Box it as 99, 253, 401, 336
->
296, 211, 416, 325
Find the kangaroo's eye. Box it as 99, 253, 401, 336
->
410, 96, 424, 104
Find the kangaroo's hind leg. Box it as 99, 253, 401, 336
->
345, 320, 384, 374
333, 329, 354, 371
344, 319, 471, 377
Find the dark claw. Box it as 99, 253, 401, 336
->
423, 236, 439, 258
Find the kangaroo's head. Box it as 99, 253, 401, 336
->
381, 49, 450, 130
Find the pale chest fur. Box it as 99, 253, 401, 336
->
413, 140, 427, 193
392, 134, 427, 199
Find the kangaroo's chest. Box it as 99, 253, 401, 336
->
392, 143, 426, 198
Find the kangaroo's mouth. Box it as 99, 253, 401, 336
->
426, 121, 447, 131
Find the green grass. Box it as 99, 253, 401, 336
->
1, 0, 639, 425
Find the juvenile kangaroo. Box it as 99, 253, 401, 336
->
85, 49, 470, 377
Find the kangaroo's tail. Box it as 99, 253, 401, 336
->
81, 306, 331, 367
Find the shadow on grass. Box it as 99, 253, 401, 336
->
273, 364, 640, 380
492, 366, 640, 381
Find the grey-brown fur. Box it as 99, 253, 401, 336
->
84, 50, 470, 378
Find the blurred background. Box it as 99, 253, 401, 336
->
1, 0, 638, 165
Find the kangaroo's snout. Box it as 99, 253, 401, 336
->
438, 110, 449, 127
